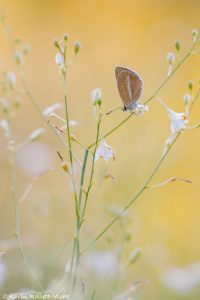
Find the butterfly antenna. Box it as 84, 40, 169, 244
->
106, 106, 122, 115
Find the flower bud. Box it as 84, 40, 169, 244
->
14, 37, 21, 44
0, 119, 11, 138
28, 128, 45, 142
175, 39, 181, 52
191, 28, 198, 37
70, 134, 77, 141
23, 44, 30, 55
191, 28, 198, 43
129, 247, 141, 264
14, 51, 23, 65
61, 160, 69, 172
14, 97, 21, 108
53, 39, 60, 49
0, 98, 10, 114
74, 41, 81, 55
188, 80, 194, 91
91, 88, 102, 106
182, 93, 191, 105
6, 71, 16, 88
55, 53, 63, 65
103, 172, 116, 182
59, 66, 65, 76
166, 52, 175, 65
63, 33, 69, 43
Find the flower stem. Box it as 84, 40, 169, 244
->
88, 40, 198, 149
82, 88, 200, 253
81, 114, 102, 221
70, 111, 101, 295
9, 147, 44, 291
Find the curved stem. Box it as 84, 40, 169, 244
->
88, 40, 198, 149
82, 89, 200, 253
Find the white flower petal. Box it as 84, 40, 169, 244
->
161, 263, 200, 294
95, 139, 115, 162
166, 108, 188, 134
43, 103, 62, 117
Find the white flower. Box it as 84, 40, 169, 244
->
159, 99, 188, 134
91, 88, 102, 106
167, 108, 188, 134
161, 262, 200, 294
84, 251, 118, 278
131, 103, 148, 115
95, 139, 115, 162
69, 120, 77, 126
6, 71, 16, 87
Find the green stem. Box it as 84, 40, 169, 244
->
10, 149, 44, 291
19, 71, 81, 166
82, 89, 200, 253
68, 149, 89, 282
111, 224, 127, 296
78, 150, 89, 209
81, 115, 101, 221
88, 40, 198, 149
71, 112, 101, 294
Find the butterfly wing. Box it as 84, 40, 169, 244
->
115, 66, 143, 109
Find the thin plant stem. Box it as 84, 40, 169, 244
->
78, 149, 89, 209
60, 49, 82, 292
9, 146, 44, 291
111, 223, 127, 296
88, 40, 198, 149
81, 113, 102, 221
82, 89, 200, 253
68, 149, 89, 283
1, 17, 81, 166
70, 111, 102, 295
19, 70, 81, 166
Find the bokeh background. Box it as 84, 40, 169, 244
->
1, 0, 200, 299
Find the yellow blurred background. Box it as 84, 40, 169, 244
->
1, 0, 200, 299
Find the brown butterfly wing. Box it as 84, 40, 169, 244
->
115, 66, 143, 109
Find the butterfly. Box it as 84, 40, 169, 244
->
115, 65, 143, 111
